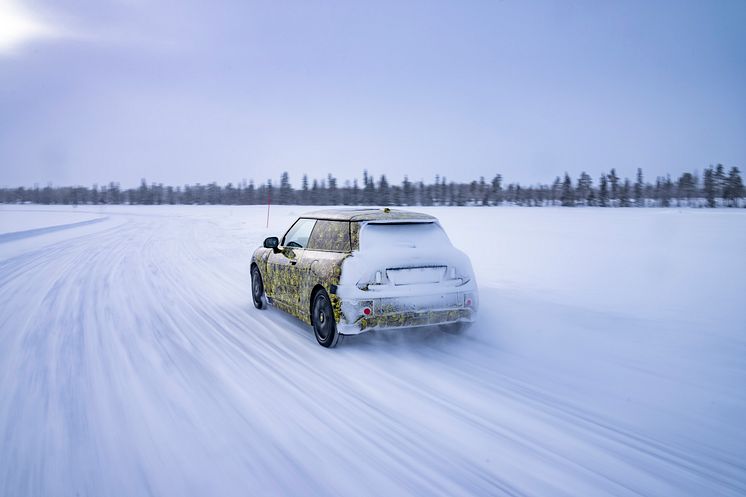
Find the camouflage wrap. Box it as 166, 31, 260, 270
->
356, 308, 473, 331
251, 209, 477, 335
306, 249, 348, 323
307, 219, 351, 252
348, 210, 436, 222
349, 222, 360, 251
251, 220, 351, 326
252, 247, 271, 275
254, 246, 299, 303
301, 208, 436, 222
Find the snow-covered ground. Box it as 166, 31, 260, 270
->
0, 204, 744, 497
0, 209, 105, 237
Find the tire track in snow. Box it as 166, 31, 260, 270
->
1, 210, 743, 497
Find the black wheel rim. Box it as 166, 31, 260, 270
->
315, 296, 332, 340
252, 269, 262, 304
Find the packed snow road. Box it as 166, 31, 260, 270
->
0, 205, 745, 497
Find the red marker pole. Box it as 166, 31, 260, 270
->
265, 187, 271, 228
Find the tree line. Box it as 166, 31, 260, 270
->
1, 165, 743, 208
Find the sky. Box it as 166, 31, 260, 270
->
0, 0, 745, 188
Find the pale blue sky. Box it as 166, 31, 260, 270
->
1, 0, 744, 187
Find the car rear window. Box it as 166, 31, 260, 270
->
307, 220, 351, 252
360, 222, 450, 250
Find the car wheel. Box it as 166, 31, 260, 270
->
312, 289, 339, 348
251, 265, 266, 309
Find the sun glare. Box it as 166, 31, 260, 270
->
0, 0, 55, 54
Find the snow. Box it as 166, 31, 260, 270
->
338, 220, 477, 330
0, 204, 744, 496
0, 208, 105, 235
360, 221, 449, 249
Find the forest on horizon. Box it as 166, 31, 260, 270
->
1, 165, 744, 208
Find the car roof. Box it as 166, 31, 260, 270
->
301, 208, 436, 222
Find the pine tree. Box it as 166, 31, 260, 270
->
634, 168, 644, 207
587, 187, 596, 206
301, 174, 309, 204
677, 172, 696, 206
378, 175, 390, 206
402, 176, 414, 206
560, 173, 574, 206
278, 172, 292, 204
478, 176, 487, 205
207, 182, 221, 204
391, 185, 402, 206
450, 181, 466, 206
363, 171, 375, 205
704, 167, 715, 208
351, 178, 360, 205
264, 180, 273, 206
491, 174, 502, 206
659, 176, 673, 207
514, 184, 523, 206
576, 172, 593, 206
714, 164, 726, 200
310, 179, 319, 205
138, 178, 149, 205
599, 174, 609, 207
620, 179, 631, 207
327, 174, 338, 205
608, 168, 619, 206
339, 180, 350, 205
551, 176, 561, 206
724, 167, 744, 207
446, 180, 454, 206
414, 180, 422, 205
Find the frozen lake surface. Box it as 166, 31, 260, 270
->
0, 204, 745, 496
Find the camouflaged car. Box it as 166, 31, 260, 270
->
250, 208, 478, 347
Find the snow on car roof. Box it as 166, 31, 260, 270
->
301, 208, 436, 222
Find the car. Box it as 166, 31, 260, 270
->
250, 208, 478, 347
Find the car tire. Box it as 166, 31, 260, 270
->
251, 265, 266, 309
312, 289, 339, 348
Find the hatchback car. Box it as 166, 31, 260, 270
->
250, 208, 478, 347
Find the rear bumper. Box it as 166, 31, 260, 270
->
335, 282, 478, 335
337, 308, 475, 335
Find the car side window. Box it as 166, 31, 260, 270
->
282, 218, 316, 248
307, 220, 351, 252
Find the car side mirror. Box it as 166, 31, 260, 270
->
263, 236, 279, 249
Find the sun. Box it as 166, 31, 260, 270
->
0, 0, 56, 55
